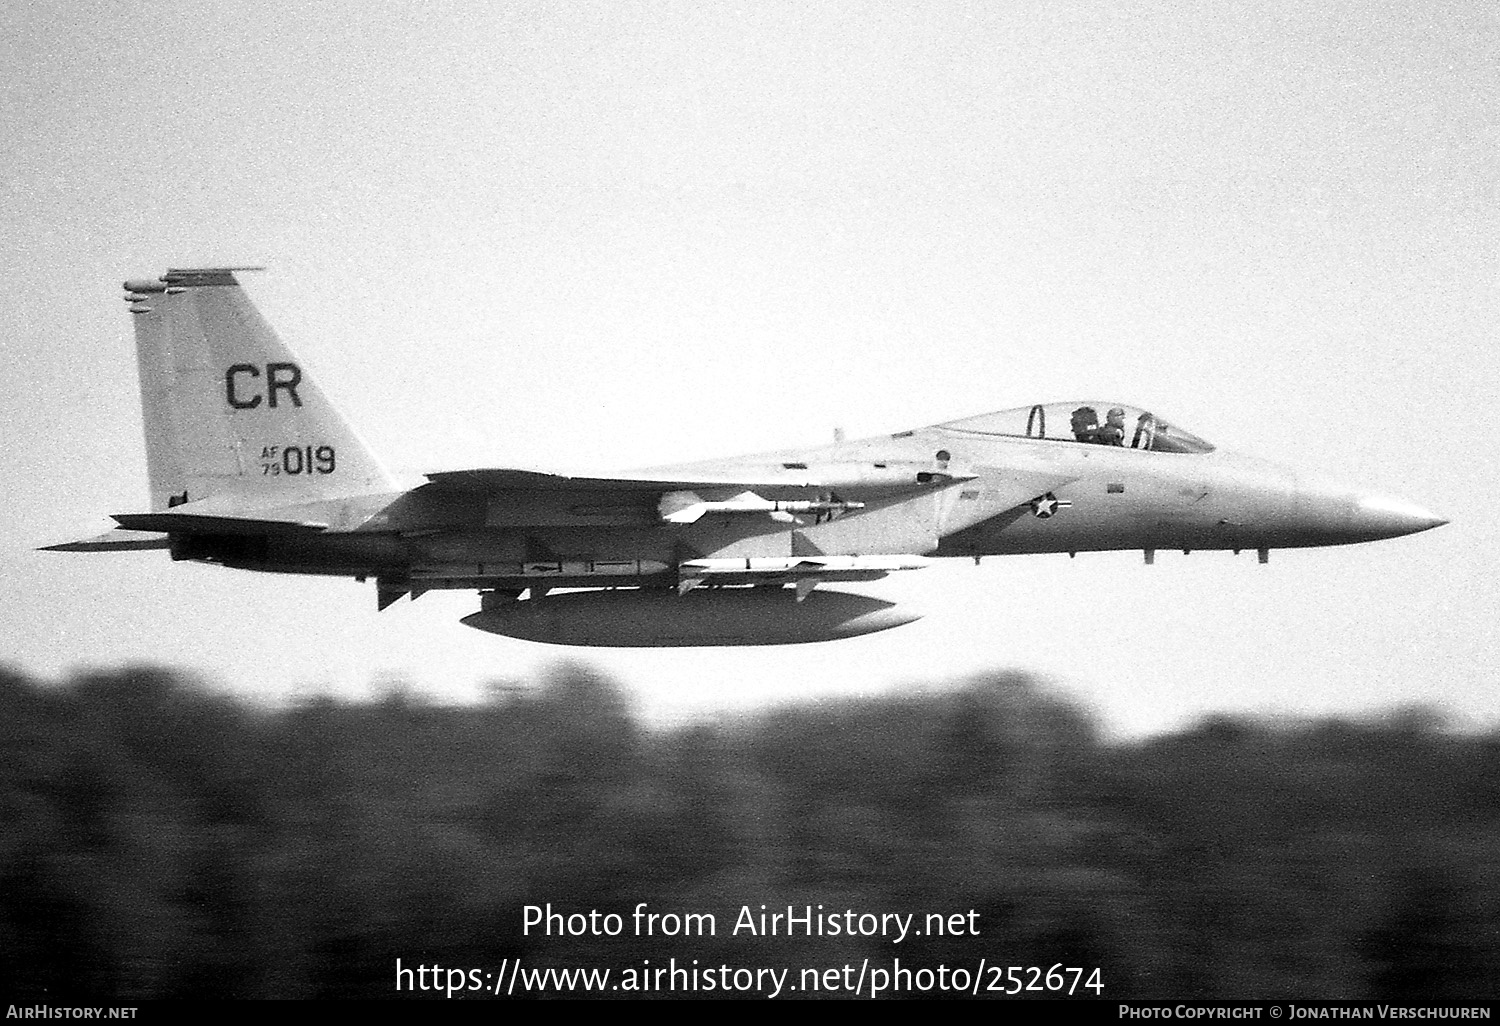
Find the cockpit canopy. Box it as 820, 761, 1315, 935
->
940, 402, 1215, 454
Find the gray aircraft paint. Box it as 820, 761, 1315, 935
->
46, 269, 1447, 646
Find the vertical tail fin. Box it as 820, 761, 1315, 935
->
124, 268, 397, 511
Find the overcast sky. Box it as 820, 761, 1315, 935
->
2, 0, 1493, 736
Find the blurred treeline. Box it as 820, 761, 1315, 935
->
2, 664, 1497, 1000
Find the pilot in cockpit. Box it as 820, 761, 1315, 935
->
1098, 407, 1127, 446
1070, 406, 1099, 443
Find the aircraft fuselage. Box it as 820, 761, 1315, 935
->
181, 426, 1440, 587
51, 270, 1446, 645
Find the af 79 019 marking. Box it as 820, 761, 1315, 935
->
259, 445, 336, 476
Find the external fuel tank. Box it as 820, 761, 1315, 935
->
460, 587, 920, 646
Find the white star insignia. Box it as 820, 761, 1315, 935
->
1031, 492, 1073, 519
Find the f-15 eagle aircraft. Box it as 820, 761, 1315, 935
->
46, 267, 1447, 646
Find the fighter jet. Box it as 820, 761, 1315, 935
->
45, 268, 1447, 646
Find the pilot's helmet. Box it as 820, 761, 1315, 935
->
1071, 406, 1097, 426
1107, 407, 1125, 420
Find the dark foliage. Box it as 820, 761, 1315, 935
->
1, 663, 1496, 999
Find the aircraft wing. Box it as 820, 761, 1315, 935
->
426, 464, 1073, 527
425, 464, 978, 493
426, 468, 855, 492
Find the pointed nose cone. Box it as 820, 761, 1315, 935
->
1352, 492, 1449, 540
1287, 474, 1449, 547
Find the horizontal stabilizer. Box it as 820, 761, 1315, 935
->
111, 511, 328, 535
39, 528, 171, 552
